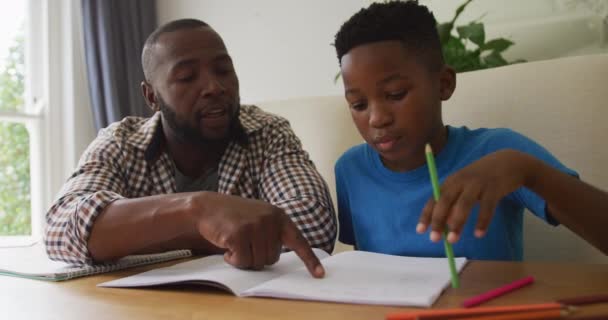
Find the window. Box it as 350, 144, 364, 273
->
0, 1, 41, 243
0, 0, 95, 246
0, 1, 32, 235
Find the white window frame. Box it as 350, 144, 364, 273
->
0, 0, 95, 246
0, 0, 45, 245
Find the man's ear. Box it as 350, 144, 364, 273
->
439, 65, 456, 101
141, 81, 159, 112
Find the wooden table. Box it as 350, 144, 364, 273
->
1, 260, 607, 319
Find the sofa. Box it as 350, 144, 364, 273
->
258, 54, 608, 263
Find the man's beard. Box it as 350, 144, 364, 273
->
157, 95, 241, 146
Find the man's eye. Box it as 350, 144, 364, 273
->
387, 91, 406, 100
177, 75, 195, 82
215, 65, 234, 75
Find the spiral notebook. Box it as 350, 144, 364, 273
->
0, 243, 192, 281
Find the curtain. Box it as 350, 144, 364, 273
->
81, 0, 157, 131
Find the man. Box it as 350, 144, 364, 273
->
45, 19, 336, 277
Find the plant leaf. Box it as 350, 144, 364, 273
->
457, 22, 485, 46
445, 35, 466, 50
437, 22, 454, 45
483, 51, 508, 68
481, 38, 513, 52
443, 36, 467, 65
443, 36, 483, 72
451, 0, 474, 25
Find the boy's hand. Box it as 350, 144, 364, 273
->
416, 149, 539, 243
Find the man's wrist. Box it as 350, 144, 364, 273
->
179, 191, 212, 234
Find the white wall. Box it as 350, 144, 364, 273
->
157, 0, 608, 103
157, 0, 370, 104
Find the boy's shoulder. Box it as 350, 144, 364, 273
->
336, 143, 368, 168
451, 126, 549, 161
454, 126, 531, 149
456, 125, 517, 139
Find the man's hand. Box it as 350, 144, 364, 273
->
190, 192, 325, 278
416, 150, 537, 244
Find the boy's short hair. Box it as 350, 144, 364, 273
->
334, 0, 444, 71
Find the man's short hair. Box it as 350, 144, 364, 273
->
141, 19, 210, 81
334, 0, 444, 71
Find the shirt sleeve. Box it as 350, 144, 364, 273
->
44, 131, 126, 265
335, 159, 356, 246
494, 129, 579, 225
258, 118, 337, 253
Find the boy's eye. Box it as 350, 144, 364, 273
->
387, 91, 407, 100
349, 102, 367, 111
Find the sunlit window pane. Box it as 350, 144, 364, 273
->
0, 1, 25, 112
0, 122, 31, 235
0, 1, 29, 236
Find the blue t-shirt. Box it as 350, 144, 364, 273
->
335, 126, 578, 261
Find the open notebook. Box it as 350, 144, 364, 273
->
100, 249, 467, 307
0, 243, 192, 281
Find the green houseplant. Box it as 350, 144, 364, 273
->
438, 0, 524, 72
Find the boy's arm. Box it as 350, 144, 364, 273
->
524, 155, 608, 255
335, 161, 357, 248
416, 150, 608, 255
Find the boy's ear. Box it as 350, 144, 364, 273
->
141, 81, 159, 112
439, 66, 456, 101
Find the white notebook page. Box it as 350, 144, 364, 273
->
243, 250, 467, 307
100, 248, 330, 295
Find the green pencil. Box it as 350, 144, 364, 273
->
425, 143, 460, 289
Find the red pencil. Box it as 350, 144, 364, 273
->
462, 276, 535, 308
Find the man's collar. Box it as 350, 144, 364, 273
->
120, 112, 163, 162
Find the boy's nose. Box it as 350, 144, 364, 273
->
369, 103, 393, 128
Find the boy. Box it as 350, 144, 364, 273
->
333, 1, 607, 260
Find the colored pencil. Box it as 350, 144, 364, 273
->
557, 294, 608, 306
451, 308, 565, 320
462, 276, 535, 308
568, 315, 608, 320
425, 143, 459, 289
385, 302, 563, 320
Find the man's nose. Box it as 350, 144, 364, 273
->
369, 103, 393, 128
200, 76, 225, 98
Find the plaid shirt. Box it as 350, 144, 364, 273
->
45, 105, 337, 264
